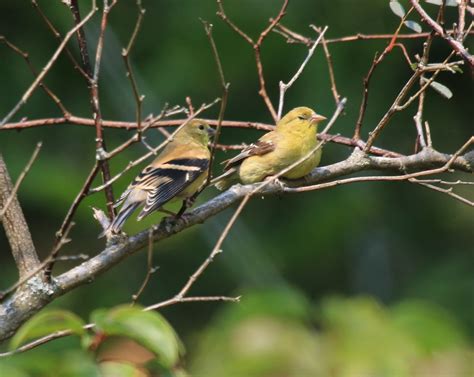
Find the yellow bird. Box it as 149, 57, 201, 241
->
106, 120, 215, 235
215, 107, 326, 190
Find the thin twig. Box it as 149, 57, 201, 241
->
202, 20, 230, 184
0, 142, 42, 219
277, 26, 328, 120
0, 1, 97, 125
31, 0, 89, 80
311, 25, 341, 105
146, 295, 240, 311
1, 114, 408, 157
131, 229, 158, 305
45, 163, 100, 281
1, 222, 76, 300
274, 24, 474, 45
0, 323, 96, 357
217, 0, 289, 121
409, 0, 473, 66
0, 37, 70, 116
354, 8, 414, 140
122, 0, 146, 139
364, 51, 455, 152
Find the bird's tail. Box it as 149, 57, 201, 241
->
99, 202, 140, 238
211, 168, 239, 191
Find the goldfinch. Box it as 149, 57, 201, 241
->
215, 107, 326, 190
106, 120, 215, 235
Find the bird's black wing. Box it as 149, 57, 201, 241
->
135, 158, 209, 220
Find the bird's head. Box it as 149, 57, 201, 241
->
177, 119, 215, 145
278, 106, 327, 131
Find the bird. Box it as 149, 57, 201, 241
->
104, 120, 215, 236
214, 106, 326, 190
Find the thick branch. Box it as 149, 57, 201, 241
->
0, 154, 40, 280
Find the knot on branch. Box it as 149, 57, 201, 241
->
464, 150, 474, 171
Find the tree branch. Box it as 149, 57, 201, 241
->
409, 0, 474, 67
1, 141, 472, 342
0, 154, 41, 281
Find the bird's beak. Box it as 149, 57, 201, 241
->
311, 113, 327, 123
207, 127, 217, 138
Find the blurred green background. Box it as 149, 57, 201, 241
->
1, 0, 473, 376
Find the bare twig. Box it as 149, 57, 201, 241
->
409, 0, 474, 66
217, 0, 289, 121
274, 24, 474, 44
131, 229, 158, 305
0, 142, 42, 219
1, 223, 77, 300
0, 37, 70, 116
122, 0, 146, 139
354, 8, 414, 140
277, 26, 328, 120
311, 25, 341, 105
364, 51, 455, 152
0, 0, 97, 125
1, 115, 412, 157
45, 163, 101, 281
0, 323, 95, 357
31, 0, 89, 80
412, 179, 473, 207
202, 20, 230, 184
69, 0, 117, 221
146, 296, 240, 311
458, 0, 468, 41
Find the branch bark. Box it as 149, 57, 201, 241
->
0, 145, 472, 342
0, 154, 40, 280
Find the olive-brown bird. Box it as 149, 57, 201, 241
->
214, 107, 326, 190
105, 120, 215, 235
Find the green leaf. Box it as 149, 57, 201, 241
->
92, 305, 182, 368
100, 362, 147, 377
404, 20, 422, 33
427, 79, 453, 99
425, 0, 458, 6
10, 310, 85, 350
391, 300, 467, 352
389, 0, 406, 18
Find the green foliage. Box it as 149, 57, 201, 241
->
427, 80, 454, 99
404, 20, 422, 33
190, 292, 473, 377
389, 0, 406, 18
391, 300, 467, 352
92, 305, 182, 369
10, 310, 86, 350
2, 306, 182, 376
0, 349, 101, 377
99, 361, 147, 377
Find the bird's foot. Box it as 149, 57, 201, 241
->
104, 230, 128, 246
161, 211, 192, 232
265, 176, 286, 191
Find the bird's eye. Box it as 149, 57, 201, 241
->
198, 124, 205, 130
297, 115, 307, 120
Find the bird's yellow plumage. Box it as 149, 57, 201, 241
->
105, 120, 214, 235
215, 107, 326, 190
